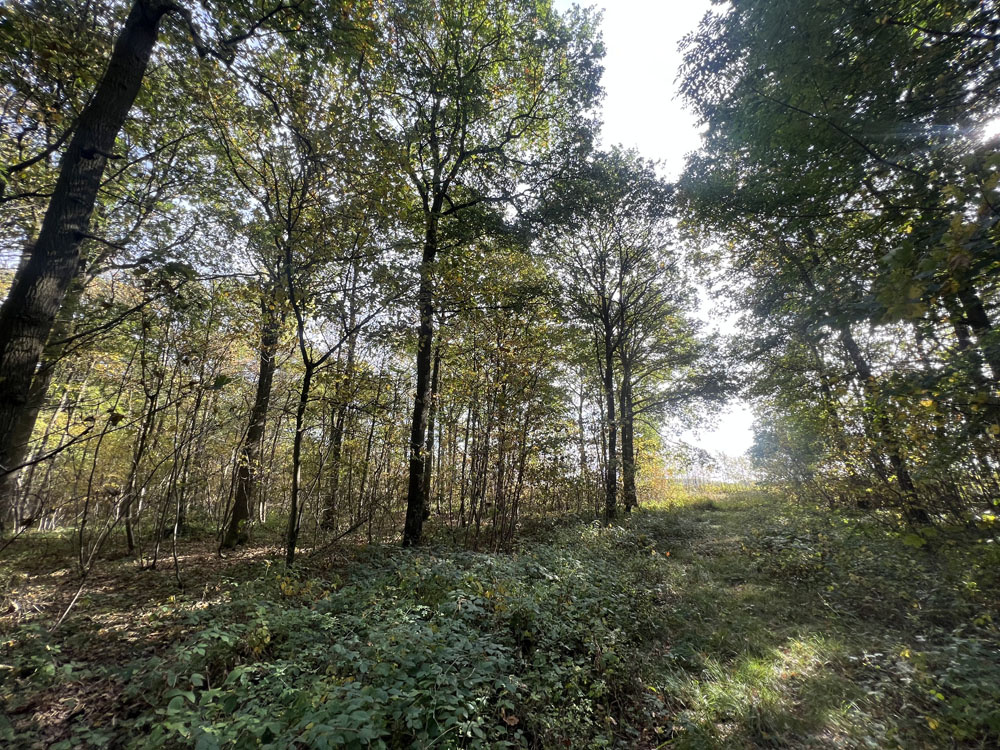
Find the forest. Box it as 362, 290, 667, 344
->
1, 0, 999, 747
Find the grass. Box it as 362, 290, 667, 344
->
643, 492, 1000, 748
2, 490, 999, 748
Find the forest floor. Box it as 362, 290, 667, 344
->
2, 490, 999, 749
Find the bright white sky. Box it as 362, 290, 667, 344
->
554, 0, 755, 457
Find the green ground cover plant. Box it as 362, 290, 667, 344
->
3, 489, 999, 748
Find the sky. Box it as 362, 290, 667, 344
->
554, 0, 756, 457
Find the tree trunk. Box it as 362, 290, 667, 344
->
321, 318, 358, 530
839, 325, 928, 522
356, 378, 381, 530
0, 0, 170, 534
403, 212, 440, 546
322, 388, 347, 530
576, 370, 588, 479
420, 345, 442, 512
285, 363, 313, 566
123, 389, 159, 556
222, 288, 282, 549
601, 327, 618, 523
619, 360, 637, 513
0, 268, 90, 515
957, 285, 1000, 383
0, 353, 58, 520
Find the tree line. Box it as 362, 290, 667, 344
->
0, 0, 721, 565
680, 0, 1000, 520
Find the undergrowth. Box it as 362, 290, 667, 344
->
2, 490, 999, 748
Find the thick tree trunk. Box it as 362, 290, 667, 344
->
222, 289, 282, 549
0, 268, 97, 529
0, 0, 169, 534
0, 354, 58, 515
403, 212, 440, 547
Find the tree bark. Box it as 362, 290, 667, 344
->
420, 345, 442, 511
839, 325, 928, 522
601, 324, 618, 523
321, 277, 360, 530
222, 287, 282, 549
0, 271, 89, 515
576, 370, 588, 479
957, 285, 1000, 383
0, 0, 171, 533
403, 211, 440, 547
285, 363, 313, 566
619, 359, 637, 513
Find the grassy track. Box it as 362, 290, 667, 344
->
636, 492, 1000, 748
2, 490, 999, 748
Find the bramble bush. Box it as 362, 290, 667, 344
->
120, 524, 669, 749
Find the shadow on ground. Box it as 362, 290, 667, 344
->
634, 493, 1000, 749
2, 491, 998, 749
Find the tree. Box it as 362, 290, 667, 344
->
0, 0, 306, 533
680, 0, 1000, 517
542, 149, 712, 520
366, 0, 603, 546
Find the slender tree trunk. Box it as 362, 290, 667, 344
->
356, 375, 382, 529
458, 396, 474, 528
322, 327, 357, 530
839, 325, 928, 522
0, 0, 171, 533
13, 379, 70, 529
471, 385, 496, 548
601, 326, 618, 523
285, 363, 313, 566
222, 289, 282, 549
507, 407, 531, 546
420, 345, 442, 513
619, 360, 637, 513
123, 389, 159, 556
594, 388, 606, 517
322, 388, 347, 530
621, 388, 639, 513
957, 285, 1000, 382
576, 371, 588, 479
403, 211, 440, 546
